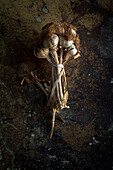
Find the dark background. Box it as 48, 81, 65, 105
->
0, 0, 113, 169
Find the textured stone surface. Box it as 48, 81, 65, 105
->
0, 0, 113, 169
97, 0, 113, 13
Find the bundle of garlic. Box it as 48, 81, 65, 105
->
22, 23, 80, 138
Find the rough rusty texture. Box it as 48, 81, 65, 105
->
0, 0, 113, 169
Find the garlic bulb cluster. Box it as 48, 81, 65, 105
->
34, 23, 80, 138
23, 23, 80, 138
34, 23, 80, 61
33, 22, 80, 111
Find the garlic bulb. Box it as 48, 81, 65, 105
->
67, 44, 77, 58
34, 47, 49, 58
43, 34, 59, 48
68, 28, 76, 37
59, 36, 73, 48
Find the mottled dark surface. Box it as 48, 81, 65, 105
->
0, 0, 113, 169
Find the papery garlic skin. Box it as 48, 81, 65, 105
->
67, 44, 78, 58
68, 28, 76, 37
59, 36, 73, 48
43, 34, 59, 48
34, 47, 49, 58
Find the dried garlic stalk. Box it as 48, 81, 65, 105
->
22, 22, 80, 138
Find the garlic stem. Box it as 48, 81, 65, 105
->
57, 66, 64, 100
50, 109, 56, 138
47, 67, 64, 106
59, 46, 63, 64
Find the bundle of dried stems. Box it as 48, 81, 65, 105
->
21, 22, 80, 138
